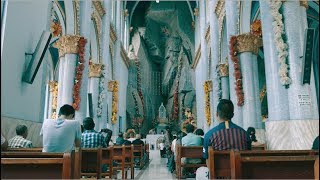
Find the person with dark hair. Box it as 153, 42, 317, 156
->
194, 128, 204, 145
247, 127, 257, 142
100, 127, 113, 146
40, 104, 81, 152
203, 99, 251, 161
115, 133, 125, 145
8, 125, 32, 148
312, 136, 319, 150
81, 117, 107, 148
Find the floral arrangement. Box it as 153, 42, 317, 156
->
229, 36, 244, 106
50, 21, 62, 37
111, 81, 119, 124
269, 0, 291, 87
132, 92, 143, 127
49, 81, 58, 119
97, 68, 106, 117
203, 80, 212, 126
173, 85, 179, 120
135, 58, 145, 118
72, 37, 87, 110
250, 20, 262, 37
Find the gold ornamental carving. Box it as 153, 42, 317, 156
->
191, 44, 201, 69
92, 1, 106, 18
89, 62, 104, 78
49, 80, 58, 119
218, 62, 229, 77
92, 11, 101, 35
53, 35, 81, 57
299, 0, 308, 8
110, 24, 117, 43
193, 8, 199, 17
236, 34, 262, 55
215, 0, 225, 18
205, 25, 210, 43
108, 80, 118, 92
120, 44, 129, 68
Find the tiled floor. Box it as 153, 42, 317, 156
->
135, 150, 176, 180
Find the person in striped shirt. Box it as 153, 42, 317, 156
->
202, 99, 251, 162
81, 117, 107, 148
8, 125, 33, 148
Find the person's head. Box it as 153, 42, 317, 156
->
82, 117, 95, 130
136, 134, 141, 139
16, 125, 28, 138
58, 104, 75, 119
247, 127, 256, 135
118, 132, 123, 138
194, 128, 204, 136
186, 124, 195, 133
216, 99, 234, 121
130, 132, 135, 138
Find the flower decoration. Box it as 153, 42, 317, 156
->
250, 20, 262, 37
203, 80, 212, 126
111, 81, 119, 124
132, 92, 143, 127
135, 58, 145, 118
269, 0, 291, 87
97, 67, 106, 117
49, 81, 58, 119
229, 36, 244, 106
50, 21, 62, 37
72, 37, 87, 110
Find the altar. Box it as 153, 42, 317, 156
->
145, 134, 164, 150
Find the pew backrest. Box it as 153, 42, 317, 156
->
208, 147, 231, 179
315, 157, 319, 180
230, 150, 319, 179
1, 152, 72, 179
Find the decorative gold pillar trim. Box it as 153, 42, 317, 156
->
194, 8, 199, 17
89, 62, 104, 78
92, 10, 101, 35
205, 25, 210, 43
49, 80, 58, 119
236, 33, 263, 55
120, 44, 129, 68
215, 0, 225, 17
218, 62, 229, 77
299, 0, 308, 8
110, 24, 117, 43
53, 35, 82, 57
260, 84, 267, 102
191, 44, 201, 69
92, 0, 106, 18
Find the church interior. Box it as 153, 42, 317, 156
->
1, 0, 319, 179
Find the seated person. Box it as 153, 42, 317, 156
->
132, 134, 145, 165
41, 104, 81, 152
194, 128, 204, 145
312, 136, 319, 150
100, 127, 113, 146
182, 124, 203, 178
1, 132, 8, 151
81, 117, 107, 148
115, 133, 125, 145
8, 125, 33, 148
247, 127, 263, 146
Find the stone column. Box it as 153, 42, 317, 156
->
225, 0, 242, 126
282, 1, 319, 149
76, 0, 92, 122
54, 35, 81, 109
219, 63, 229, 99
236, 34, 263, 129
100, 0, 111, 131
209, 0, 220, 127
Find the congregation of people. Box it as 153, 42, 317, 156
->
1, 99, 319, 179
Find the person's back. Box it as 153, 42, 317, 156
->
81, 117, 107, 148
40, 104, 81, 153
132, 134, 144, 145
8, 125, 33, 148
203, 99, 251, 159
182, 124, 202, 146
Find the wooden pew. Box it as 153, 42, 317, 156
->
6, 148, 43, 152
230, 150, 319, 179
80, 148, 101, 178
251, 144, 266, 150
101, 147, 114, 179
145, 143, 150, 163
176, 146, 206, 179
314, 157, 319, 180
113, 145, 134, 179
208, 147, 231, 179
133, 144, 145, 169
1, 152, 72, 179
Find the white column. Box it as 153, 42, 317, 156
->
225, 0, 242, 126
76, 0, 92, 122
57, 58, 65, 111
61, 54, 77, 105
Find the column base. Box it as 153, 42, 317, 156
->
265, 119, 319, 150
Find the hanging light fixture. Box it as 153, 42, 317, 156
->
156, 0, 159, 3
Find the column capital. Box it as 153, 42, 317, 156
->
89, 61, 104, 78
236, 33, 263, 55
218, 62, 229, 77
53, 35, 82, 57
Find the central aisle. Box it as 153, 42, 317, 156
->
136, 150, 176, 180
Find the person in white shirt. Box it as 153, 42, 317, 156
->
40, 104, 81, 152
